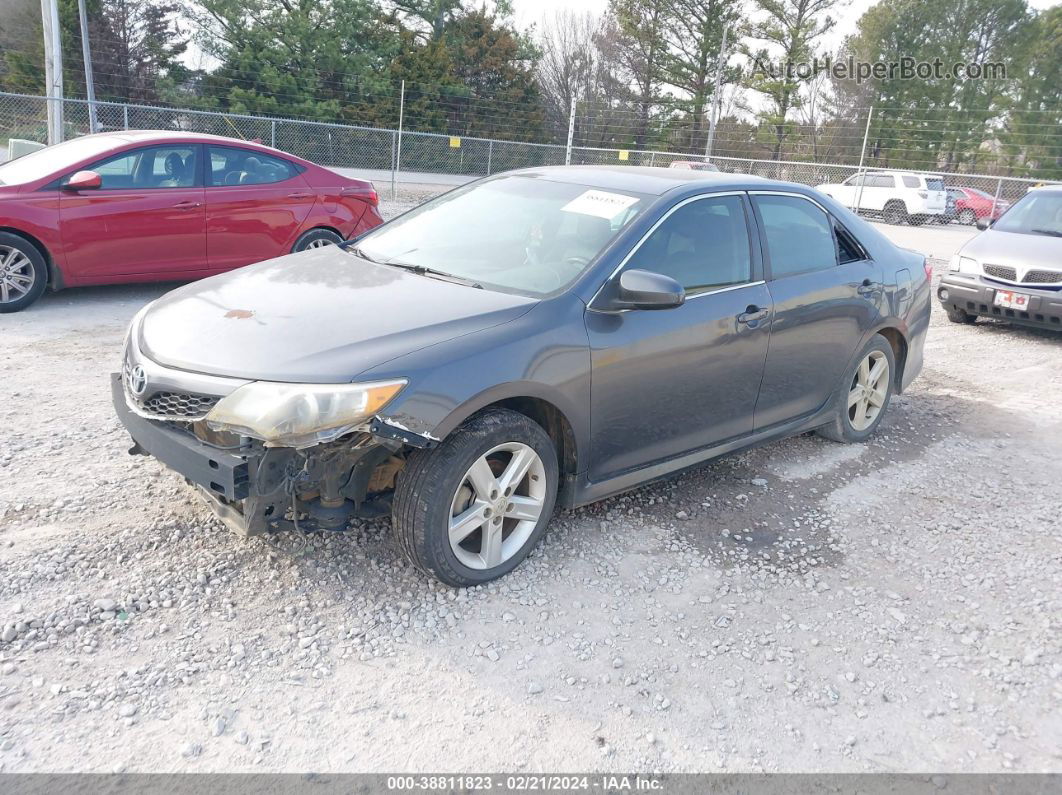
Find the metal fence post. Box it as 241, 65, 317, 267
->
487, 140, 493, 175
270, 120, 276, 149
990, 177, 1003, 220
853, 107, 874, 212
393, 79, 405, 201
565, 95, 576, 166
123, 104, 128, 130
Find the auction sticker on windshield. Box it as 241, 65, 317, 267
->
562, 190, 639, 220
994, 289, 1031, 311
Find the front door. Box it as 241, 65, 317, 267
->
58, 144, 206, 278
204, 145, 317, 270
750, 192, 884, 429
585, 193, 772, 482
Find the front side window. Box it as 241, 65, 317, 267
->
87, 145, 198, 189
624, 195, 752, 295
208, 146, 297, 186
844, 175, 864, 186
754, 194, 838, 277
353, 175, 649, 297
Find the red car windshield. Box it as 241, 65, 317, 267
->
0, 136, 121, 185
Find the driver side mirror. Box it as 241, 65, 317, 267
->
611, 269, 685, 310
975, 216, 994, 230
64, 170, 102, 191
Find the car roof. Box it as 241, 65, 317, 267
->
70, 129, 301, 159
505, 165, 768, 196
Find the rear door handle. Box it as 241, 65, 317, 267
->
857, 278, 880, 296
173, 200, 201, 210
737, 306, 770, 325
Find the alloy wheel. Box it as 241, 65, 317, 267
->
847, 350, 890, 432
0, 245, 35, 304
448, 442, 547, 570
306, 238, 335, 249
960, 209, 976, 226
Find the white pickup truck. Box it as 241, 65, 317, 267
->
817, 171, 947, 225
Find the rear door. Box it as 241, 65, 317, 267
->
585, 192, 772, 481
864, 173, 893, 211
750, 192, 883, 430
58, 144, 206, 278
923, 175, 947, 214
204, 145, 317, 271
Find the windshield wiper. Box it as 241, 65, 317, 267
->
383, 261, 484, 289
1030, 228, 1062, 237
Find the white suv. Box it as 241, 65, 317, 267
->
817, 171, 947, 225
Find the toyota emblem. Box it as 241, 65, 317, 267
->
128, 364, 148, 397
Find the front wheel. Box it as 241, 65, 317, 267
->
882, 202, 907, 225
959, 209, 977, 226
0, 233, 48, 313
945, 305, 977, 324
816, 337, 896, 444
391, 408, 559, 587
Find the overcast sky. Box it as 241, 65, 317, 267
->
513, 0, 1060, 53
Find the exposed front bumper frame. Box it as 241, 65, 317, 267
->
937, 274, 1062, 331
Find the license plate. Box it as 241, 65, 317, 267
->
994, 290, 1031, 311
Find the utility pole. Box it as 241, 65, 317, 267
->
565, 94, 576, 166
704, 24, 729, 161
392, 79, 405, 200
40, 0, 64, 144
853, 107, 874, 212
77, 0, 99, 133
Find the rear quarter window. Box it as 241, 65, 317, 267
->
902, 175, 919, 188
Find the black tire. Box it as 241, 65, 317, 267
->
883, 202, 907, 225
0, 232, 48, 313
816, 336, 897, 444
945, 305, 977, 324
391, 408, 559, 587
292, 228, 343, 252
959, 209, 977, 226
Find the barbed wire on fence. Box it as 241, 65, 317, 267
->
1, 91, 1057, 208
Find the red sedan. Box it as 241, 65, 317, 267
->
0, 131, 383, 312
948, 186, 1010, 226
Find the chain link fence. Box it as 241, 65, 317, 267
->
1, 91, 1055, 211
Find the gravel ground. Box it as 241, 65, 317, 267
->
0, 193, 1060, 773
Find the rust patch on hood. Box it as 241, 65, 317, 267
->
224, 309, 255, 320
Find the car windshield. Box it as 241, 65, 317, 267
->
991, 192, 1062, 236
0, 135, 121, 185
352, 175, 648, 297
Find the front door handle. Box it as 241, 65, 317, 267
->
737, 305, 770, 325
173, 200, 201, 210
287, 192, 312, 199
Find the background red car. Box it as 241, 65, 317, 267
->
0, 131, 382, 312
947, 186, 1010, 225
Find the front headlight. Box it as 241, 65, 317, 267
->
204, 379, 407, 448
948, 255, 979, 274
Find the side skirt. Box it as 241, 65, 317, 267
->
567, 404, 836, 509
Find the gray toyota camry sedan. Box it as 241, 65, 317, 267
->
114, 166, 930, 586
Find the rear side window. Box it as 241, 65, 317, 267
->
626, 195, 753, 295
754, 194, 838, 277
207, 146, 297, 186
901, 175, 919, 188
871, 174, 895, 188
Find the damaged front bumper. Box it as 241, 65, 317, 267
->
111, 373, 418, 536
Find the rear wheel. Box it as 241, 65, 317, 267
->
816, 336, 896, 444
945, 305, 977, 324
0, 233, 48, 314
883, 202, 907, 225
391, 408, 559, 587
959, 209, 977, 226
292, 228, 343, 252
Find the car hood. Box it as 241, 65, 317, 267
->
139, 247, 537, 382
962, 229, 1062, 273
